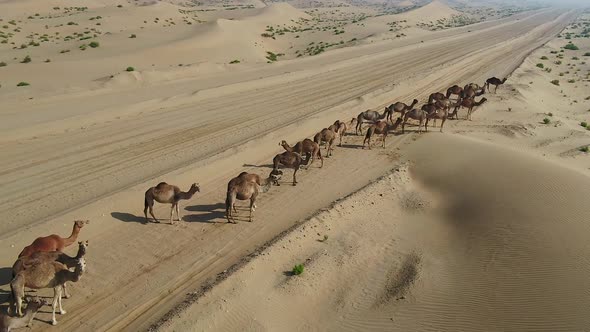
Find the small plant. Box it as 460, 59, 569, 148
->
564, 43, 579, 50
551, 80, 560, 86
45, 58, 51, 62
568, 79, 575, 83
125, 66, 134, 72
16, 81, 30, 87
543, 118, 551, 124
88, 41, 99, 48
584, 52, 590, 56
548, 112, 553, 117
229, 59, 240, 64
21, 55, 31, 63
536, 63, 544, 68
292, 264, 304, 276
0, 61, 6, 67
129, 34, 136, 38
581, 122, 588, 128
579, 146, 589, 153
540, 56, 548, 60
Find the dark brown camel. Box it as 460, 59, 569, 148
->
144, 182, 200, 224
314, 128, 337, 157
402, 109, 427, 134
425, 106, 449, 133
225, 170, 282, 223
385, 99, 418, 122
363, 118, 402, 149
452, 97, 488, 120
446, 85, 463, 100
428, 92, 446, 104
280, 139, 323, 168
355, 109, 388, 135
272, 151, 309, 186
485, 77, 507, 93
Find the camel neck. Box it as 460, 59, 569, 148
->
64, 224, 80, 247
176, 188, 196, 200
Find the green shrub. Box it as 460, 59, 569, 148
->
536, 63, 544, 68
580, 146, 589, 153
88, 41, 99, 48
129, 34, 136, 38
125, 66, 134, 72
548, 112, 553, 117
292, 264, 304, 275
555, 60, 562, 65
229, 59, 240, 64
0, 61, 6, 67
581, 122, 588, 128
543, 118, 551, 124
540, 56, 548, 60
584, 52, 590, 56
572, 56, 579, 60
568, 79, 575, 83
21, 55, 31, 63
564, 43, 579, 50
551, 80, 560, 86
45, 59, 50, 62
16, 81, 30, 87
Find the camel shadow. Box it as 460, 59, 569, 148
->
111, 212, 148, 224
339, 143, 363, 149
183, 203, 226, 223
241, 163, 274, 169
0, 267, 14, 287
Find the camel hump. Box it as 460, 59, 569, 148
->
155, 182, 168, 188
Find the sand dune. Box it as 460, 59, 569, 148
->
395, 0, 460, 23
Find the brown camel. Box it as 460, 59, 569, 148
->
18, 220, 89, 258
402, 109, 427, 134
485, 77, 507, 93
144, 182, 199, 224
452, 97, 488, 120
272, 151, 309, 186
385, 99, 419, 122
425, 106, 449, 133
446, 85, 463, 100
13, 241, 88, 299
0, 297, 46, 331
355, 109, 388, 135
461, 84, 485, 99
421, 103, 439, 127
280, 139, 323, 168
428, 92, 446, 104
313, 128, 337, 157
10, 258, 86, 326
225, 170, 282, 223
363, 118, 402, 149
333, 120, 348, 146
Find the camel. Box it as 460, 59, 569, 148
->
485, 77, 507, 93
280, 139, 323, 168
333, 120, 348, 146
363, 118, 402, 149
402, 109, 428, 134
464, 82, 484, 91
425, 106, 449, 133
0, 297, 46, 332
18, 220, 89, 258
313, 128, 337, 157
10, 258, 86, 326
428, 92, 446, 104
355, 109, 388, 135
272, 151, 309, 186
144, 182, 199, 224
385, 99, 419, 122
452, 97, 488, 120
225, 170, 282, 223
446, 85, 463, 100
461, 84, 485, 99
13, 241, 88, 299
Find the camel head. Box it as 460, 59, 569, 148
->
74, 220, 90, 228
411, 99, 418, 107
190, 183, 200, 193
502, 77, 507, 83
269, 169, 283, 185
279, 140, 287, 147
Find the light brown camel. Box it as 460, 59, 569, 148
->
272, 151, 309, 186
385, 99, 419, 122
363, 118, 402, 149
144, 182, 200, 224
402, 109, 427, 134
10, 258, 86, 326
225, 170, 282, 223
0, 297, 46, 332
18, 220, 89, 258
280, 139, 323, 168
452, 97, 488, 120
446, 85, 463, 100
428, 92, 446, 104
332, 120, 348, 146
485, 77, 507, 93
13, 241, 88, 299
425, 106, 449, 132
355, 109, 388, 135
461, 84, 485, 100
313, 128, 337, 157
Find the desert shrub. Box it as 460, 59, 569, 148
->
543, 118, 551, 124
584, 52, 590, 56
555, 60, 562, 65
45, 59, 50, 62
266, 51, 278, 62
581, 121, 588, 128
568, 79, 575, 83
60, 49, 70, 53
579, 146, 589, 153
545, 68, 552, 73
292, 264, 304, 275
16, 81, 29, 86
0, 61, 6, 67
79, 44, 87, 50
564, 43, 579, 50
548, 112, 553, 117
572, 56, 579, 60
88, 41, 99, 48
67, 21, 77, 26
551, 80, 560, 86
129, 34, 136, 38
541, 56, 548, 60
126, 66, 134, 72
21, 55, 31, 63
536, 63, 544, 68
229, 59, 240, 64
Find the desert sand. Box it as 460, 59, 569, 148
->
0, 0, 588, 331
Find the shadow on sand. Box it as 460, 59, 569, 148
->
183, 203, 226, 223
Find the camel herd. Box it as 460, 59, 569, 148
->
1, 76, 505, 329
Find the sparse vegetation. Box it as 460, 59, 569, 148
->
129, 34, 136, 38
551, 80, 560, 86
229, 59, 240, 64
540, 56, 548, 60
16, 81, 30, 87
564, 43, 579, 50
548, 112, 553, 117
0, 61, 6, 67
89, 41, 99, 48
21, 55, 31, 63
292, 264, 304, 276
543, 118, 551, 124
536, 63, 544, 68
581, 122, 588, 128
126, 66, 135, 72
580, 146, 589, 153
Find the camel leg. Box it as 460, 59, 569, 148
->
382, 133, 387, 148
148, 206, 158, 223
175, 203, 181, 222
318, 150, 324, 168
63, 282, 70, 299
51, 288, 59, 325
402, 119, 406, 134
425, 118, 429, 132
440, 117, 446, 132
292, 168, 298, 186
249, 193, 258, 222
169, 205, 174, 224
16, 295, 23, 317
418, 119, 423, 133
57, 286, 66, 315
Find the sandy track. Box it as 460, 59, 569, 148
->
0, 9, 575, 332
